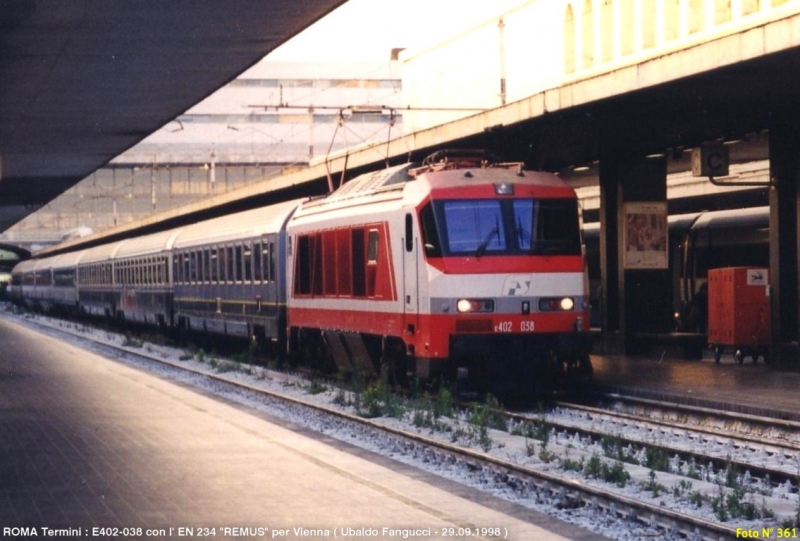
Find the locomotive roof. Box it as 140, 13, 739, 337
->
306, 163, 414, 207
295, 162, 574, 222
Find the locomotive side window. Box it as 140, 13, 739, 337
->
352, 229, 366, 297
336, 229, 352, 295
367, 230, 379, 263
311, 236, 323, 296
295, 236, 311, 294
419, 204, 442, 257
405, 214, 413, 252
294, 235, 323, 295
322, 231, 337, 294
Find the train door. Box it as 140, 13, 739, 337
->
402, 213, 419, 334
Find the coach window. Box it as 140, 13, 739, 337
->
183, 252, 190, 284
253, 242, 263, 283
197, 250, 204, 283
226, 246, 234, 283
188, 252, 195, 283
209, 248, 217, 283
244, 244, 253, 282
268, 242, 276, 282
197, 251, 203, 283
234, 245, 243, 283
180, 253, 186, 284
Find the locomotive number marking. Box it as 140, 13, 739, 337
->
495, 321, 513, 332
494, 321, 535, 332
520, 320, 535, 332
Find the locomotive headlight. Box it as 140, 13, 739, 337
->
456, 299, 494, 313
538, 297, 575, 311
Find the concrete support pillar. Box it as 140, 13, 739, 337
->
599, 154, 671, 354
768, 124, 800, 368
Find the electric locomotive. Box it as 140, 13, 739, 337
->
286, 150, 591, 394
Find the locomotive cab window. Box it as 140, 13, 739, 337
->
426, 198, 581, 257
513, 199, 581, 255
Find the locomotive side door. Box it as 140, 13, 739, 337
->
402, 213, 420, 332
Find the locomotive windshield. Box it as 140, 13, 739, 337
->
420, 198, 581, 257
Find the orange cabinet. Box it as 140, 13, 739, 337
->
707, 267, 770, 363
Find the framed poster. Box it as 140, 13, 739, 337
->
623, 202, 668, 269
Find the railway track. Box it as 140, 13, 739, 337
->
506, 399, 800, 490
3, 308, 751, 540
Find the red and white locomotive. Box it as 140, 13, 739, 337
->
286, 150, 591, 393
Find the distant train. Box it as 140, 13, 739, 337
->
10, 151, 592, 395
583, 206, 769, 333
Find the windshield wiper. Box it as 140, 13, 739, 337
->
516, 215, 531, 246
475, 218, 500, 259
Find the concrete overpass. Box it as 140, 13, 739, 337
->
39, 0, 800, 366
0, 0, 345, 233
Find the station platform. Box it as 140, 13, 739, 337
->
590, 349, 800, 422
0, 316, 607, 541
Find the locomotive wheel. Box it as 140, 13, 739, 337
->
713, 346, 722, 364
734, 349, 744, 364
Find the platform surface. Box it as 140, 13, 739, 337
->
0, 316, 607, 541
591, 348, 800, 420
